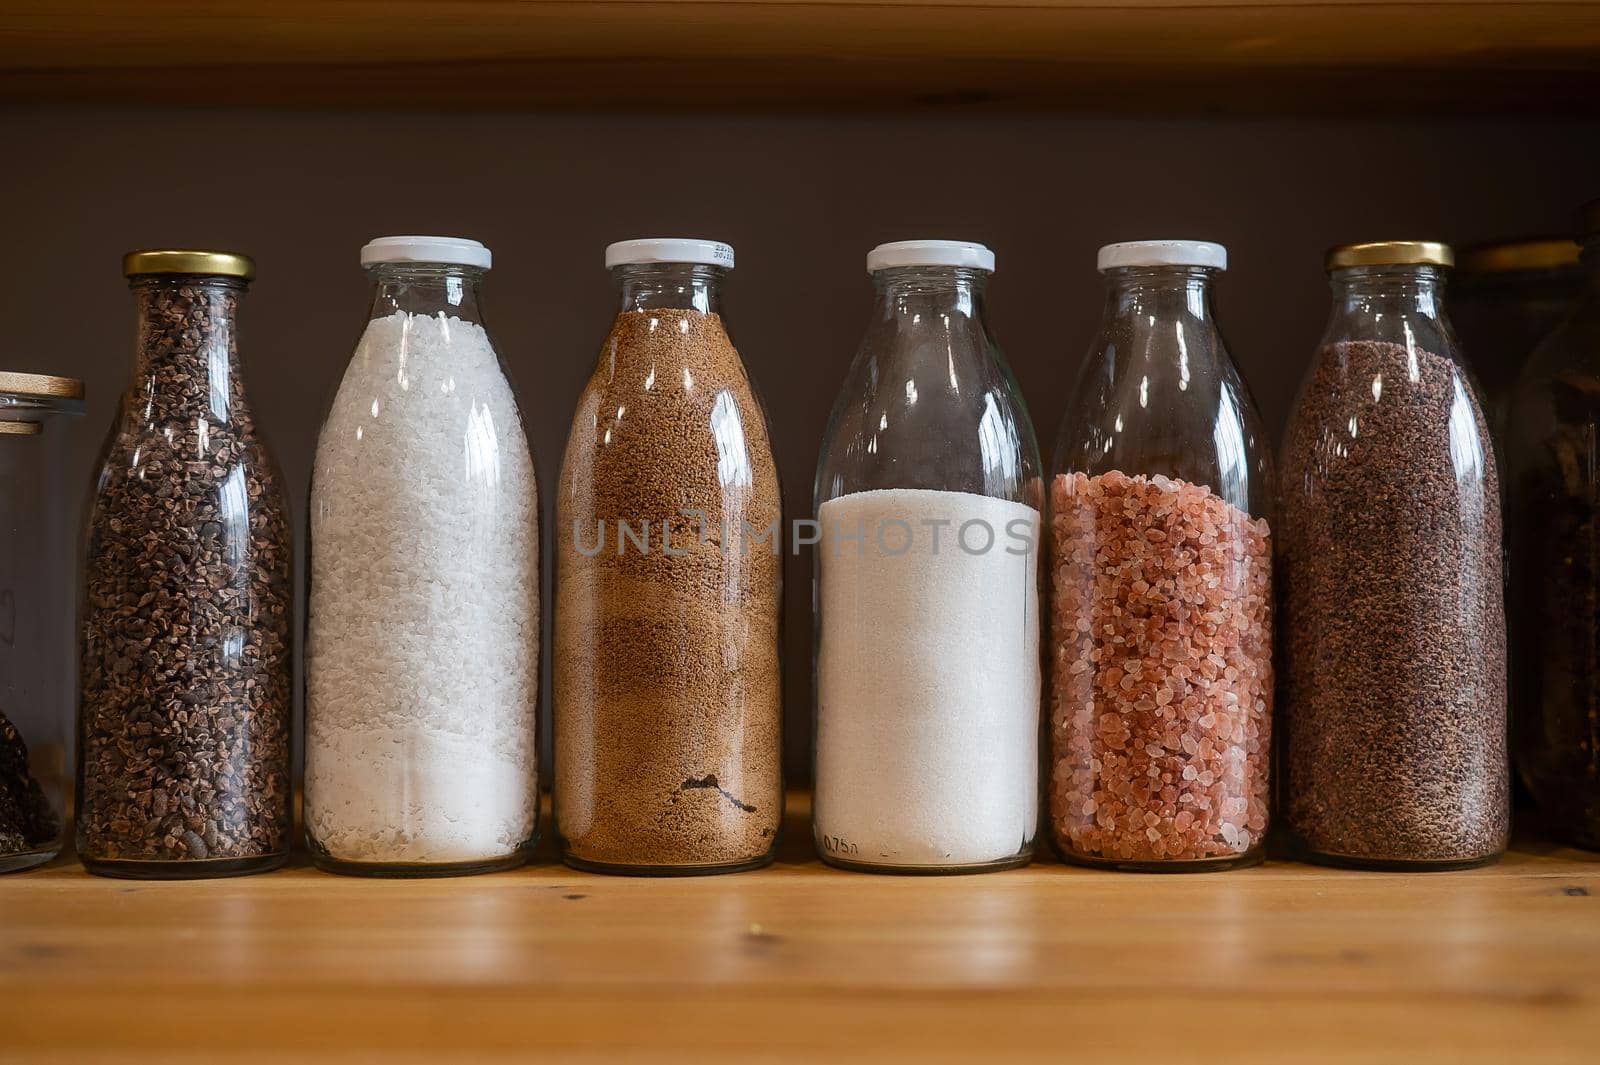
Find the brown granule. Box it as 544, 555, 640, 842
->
1280, 339, 1508, 865
554, 308, 782, 871
78, 277, 292, 869
1049, 470, 1272, 866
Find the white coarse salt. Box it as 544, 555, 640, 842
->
814, 487, 1041, 868
305, 311, 540, 865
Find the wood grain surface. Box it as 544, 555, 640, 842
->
1, 1, 1599, 112
2, 794, 1598, 1063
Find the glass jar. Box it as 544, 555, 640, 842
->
1452, 238, 1583, 424
0, 373, 82, 873
79, 250, 293, 878
1047, 241, 1272, 872
814, 240, 1042, 874
554, 238, 782, 875
305, 236, 540, 876
1507, 202, 1600, 850
1281, 241, 1508, 870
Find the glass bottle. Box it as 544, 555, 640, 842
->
554, 238, 782, 875
305, 236, 540, 876
1508, 202, 1600, 850
79, 251, 292, 878
814, 239, 1042, 874
0, 372, 82, 873
1452, 237, 1583, 427
1048, 241, 1273, 872
1281, 241, 1508, 870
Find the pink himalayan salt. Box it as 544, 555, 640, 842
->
1048, 470, 1273, 865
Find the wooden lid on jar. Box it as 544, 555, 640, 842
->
0, 370, 84, 401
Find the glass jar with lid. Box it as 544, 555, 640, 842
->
1280, 240, 1507, 870
0, 372, 82, 873
1452, 237, 1583, 423
813, 239, 1042, 874
79, 250, 293, 878
305, 236, 541, 876
554, 238, 782, 875
1507, 202, 1600, 850
1047, 240, 1273, 872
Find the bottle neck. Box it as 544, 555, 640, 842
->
614, 263, 725, 315
872, 265, 988, 320
367, 263, 486, 324
1328, 264, 1448, 320
129, 276, 246, 420
1101, 265, 1218, 326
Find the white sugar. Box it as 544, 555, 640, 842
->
814, 488, 1040, 868
305, 311, 540, 865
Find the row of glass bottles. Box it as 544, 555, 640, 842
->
51, 216, 1600, 879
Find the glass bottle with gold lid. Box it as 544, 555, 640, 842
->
1452, 237, 1584, 424
1506, 200, 1600, 850
77, 250, 293, 879
1279, 240, 1507, 870
0, 371, 83, 872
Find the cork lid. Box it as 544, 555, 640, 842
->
0, 370, 84, 401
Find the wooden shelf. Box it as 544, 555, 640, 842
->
1, 1, 1599, 113
4, 794, 1598, 1062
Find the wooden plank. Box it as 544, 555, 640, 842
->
0, 1, 1597, 112
1, 795, 1598, 1062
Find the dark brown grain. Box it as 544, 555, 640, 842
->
77, 278, 292, 868
0, 709, 58, 856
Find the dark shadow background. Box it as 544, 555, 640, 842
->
5, 107, 1598, 780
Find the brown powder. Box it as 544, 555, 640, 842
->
554, 308, 782, 872
1048, 471, 1272, 868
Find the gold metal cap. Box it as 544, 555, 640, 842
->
1325, 241, 1454, 271
122, 249, 255, 280
0, 370, 85, 401
1458, 238, 1581, 275
0, 421, 42, 436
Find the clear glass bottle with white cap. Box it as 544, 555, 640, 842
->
554, 237, 783, 875
813, 239, 1042, 874
1048, 240, 1273, 872
1280, 240, 1506, 870
0, 371, 82, 873
304, 235, 541, 877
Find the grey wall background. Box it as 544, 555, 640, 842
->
5, 107, 1598, 780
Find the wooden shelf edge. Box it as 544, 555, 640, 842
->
3, 2, 1599, 113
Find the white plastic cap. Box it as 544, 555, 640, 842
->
360, 236, 491, 269
605, 238, 734, 270
867, 240, 995, 274
1097, 240, 1226, 272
